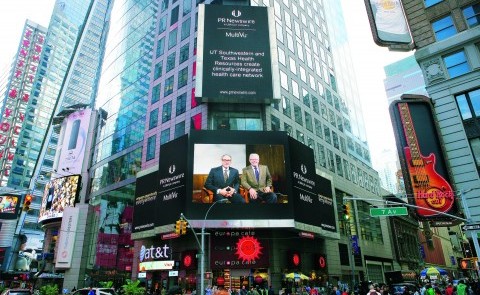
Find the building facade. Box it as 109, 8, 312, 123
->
86, 0, 396, 289
401, 0, 480, 264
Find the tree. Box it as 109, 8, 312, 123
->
39, 284, 59, 295
122, 279, 145, 295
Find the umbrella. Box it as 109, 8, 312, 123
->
284, 272, 309, 280
420, 267, 447, 279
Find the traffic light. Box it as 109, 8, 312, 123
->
181, 220, 188, 235
342, 204, 350, 220
23, 194, 32, 211
175, 220, 182, 235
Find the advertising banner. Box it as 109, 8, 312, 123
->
196, 4, 279, 103
156, 135, 188, 227
289, 138, 336, 232
364, 0, 413, 46
0, 195, 20, 219
39, 175, 81, 223
210, 230, 269, 269
55, 206, 79, 268
133, 170, 159, 233
57, 109, 92, 175
390, 95, 460, 223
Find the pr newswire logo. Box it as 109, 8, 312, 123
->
232, 10, 241, 17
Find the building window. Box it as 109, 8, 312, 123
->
432, 15, 456, 41
282, 96, 291, 118
311, 95, 320, 114
323, 125, 331, 144
159, 16, 167, 34
455, 89, 480, 120
181, 17, 191, 40
160, 128, 170, 144
424, 0, 443, 8
317, 143, 326, 168
146, 135, 156, 161
164, 76, 174, 96
284, 122, 292, 136
183, 0, 192, 15
171, 6, 179, 25
154, 62, 163, 80
176, 93, 187, 115
294, 104, 303, 125
168, 28, 178, 49
305, 112, 313, 131
327, 149, 335, 172
174, 121, 185, 138
470, 138, 480, 170
444, 50, 470, 78
463, 4, 480, 28
152, 84, 161, 104
156, 38, 165, 58
166, 52, 176, 72
280, 70, 288, 90
180, 43, 189, 63
161, 0, 168, 12
314, 118, 322, 138
178, 67, 188, 88
162, 101, 172, 123
271, 115, 280, 131
149, 108, 159, 129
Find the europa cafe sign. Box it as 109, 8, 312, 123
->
138, 243, 174, 271
211, 231, 269, 269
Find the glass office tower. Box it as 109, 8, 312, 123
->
88, 0, 395, 285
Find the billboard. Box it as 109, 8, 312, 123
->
0, 195, 20, 218
196, 4, 280, 104
57, 109, 92, 175
390, 95, 461, 222
39, 175, 81, 223
364, 0, 413, 47
132, 131, 337, 236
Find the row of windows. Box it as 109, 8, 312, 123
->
455, 88, 480, 172
151, 65, 190, 104
149, 93, 188, 129
271, 114, 378, 194
146, 121, 186, 160
432, 4, 480, 42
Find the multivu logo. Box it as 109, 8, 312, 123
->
168, 165, 176, 174
232, 10, 241, 17
300, 164, 307, 174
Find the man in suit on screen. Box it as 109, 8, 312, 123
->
241, 153, 277, 203
204, 154, 246, 203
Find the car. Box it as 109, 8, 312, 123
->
390, 283, 419, 295
1, 289, 32, 295
71, 288, 117, 295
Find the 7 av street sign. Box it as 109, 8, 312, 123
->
370, 207, 408, 217
462, 224, 480, 231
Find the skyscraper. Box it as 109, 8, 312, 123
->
88, 0, 395, 286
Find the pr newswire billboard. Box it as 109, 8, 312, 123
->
196, 4, 280, 104
132, 131, 337, 238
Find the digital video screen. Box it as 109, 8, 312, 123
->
39, 175, 81, 223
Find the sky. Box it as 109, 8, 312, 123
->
0, 0, 411, 171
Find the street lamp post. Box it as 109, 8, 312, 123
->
200, 199, 227, 295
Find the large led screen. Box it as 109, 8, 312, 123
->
390, 96, 461, 223
39, 175, 81, 223
185, 130, 294, 225
0, 195, 20, 218
196, 4, 280, 104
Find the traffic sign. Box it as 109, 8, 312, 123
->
462, 223, 480, 231
370, 207, 408, 217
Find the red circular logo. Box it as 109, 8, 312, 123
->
235, 236, 263, 262
183, 254, 192, 267
318, 256, 326, 268
292, 253, 300, 266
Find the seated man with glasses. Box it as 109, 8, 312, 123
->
204, 154, 246, 203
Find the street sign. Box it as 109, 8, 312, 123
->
370, 207, 408, 217
462, 223, 480, 231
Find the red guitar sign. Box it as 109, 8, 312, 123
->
397, 103, 454, 216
